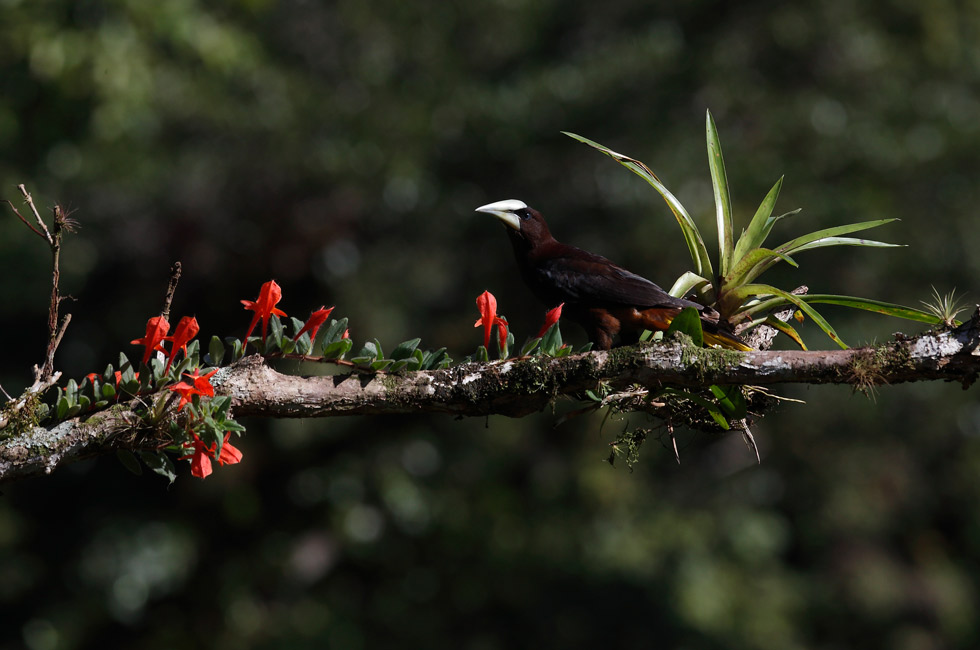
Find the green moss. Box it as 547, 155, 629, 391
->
0, 393, 43, 441
677, 338, 744, 384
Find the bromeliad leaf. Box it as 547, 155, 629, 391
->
724, 247, 799, 289
668, 271, 711, 300
775, 219, 900, 256
563, 131, 714, 280
733, 176, 785, 262
761, 315, 808, 350
706, 110, 734, 277
737, 283, 847, 349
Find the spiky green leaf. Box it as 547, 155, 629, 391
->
563, 131, 713, 279
733, 176, 785, 262
706, 110, 734, 276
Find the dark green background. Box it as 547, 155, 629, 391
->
2, 1, 979, 648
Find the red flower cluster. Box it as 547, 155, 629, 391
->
180, 432, 243, 479
130, 314, 200, 371
169, 368, 219, 410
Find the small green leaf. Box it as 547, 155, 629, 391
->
390, 338, 421, 361
421, 348, 449, 370
65, 379, 78, 403
116, 449, 143, 476
352, 341, 379, 364
665, 307, 704, 347
663, 388, 730, 430
139, 451, 177, 485
78, 395, 91, 411
93, 400, 108, 409
56, 396, 69, 420
151, 358, 166, 383
321, 318, 349, 346
322, 338, 353, 360
710, 385, 747, 419
289, 316, 306, 338
371, 359, 393, 371
520, 338, 542, 356
102, 383, 116, 399
185, 339, 200, 363
209, 336, 225, 366
225, 337, 244, 361
540, 323, 563, 355
270, 314, 285, 345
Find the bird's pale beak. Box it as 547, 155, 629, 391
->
475, 200, 523, 231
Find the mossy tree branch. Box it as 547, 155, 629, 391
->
2, 311, 979, 483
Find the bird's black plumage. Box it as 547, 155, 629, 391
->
476, 199, 749, 351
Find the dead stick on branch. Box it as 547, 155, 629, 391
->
161, 261, 182, 321
11, 186, 71, 380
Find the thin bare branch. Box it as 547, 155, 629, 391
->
17, 184, 53, 244
3, 199, 46, 239
161, 261, 182, 321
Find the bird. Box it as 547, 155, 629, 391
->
475, 199, 750, 351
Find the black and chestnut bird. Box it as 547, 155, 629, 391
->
475, 199, 751, 351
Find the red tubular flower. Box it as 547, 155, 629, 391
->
164, 316, 200, 372
130, 316, 170, 366
168, 368, 219, 410
342, 329, 350, 339
536, 303, 564, 338
179, 432, 243, 479
293, 306, 334, 342
473, 290, 509, 349
217, 433, 243, 466
241, 280, 287, 343
84, 372, 99, 384
180, 436, 213, 478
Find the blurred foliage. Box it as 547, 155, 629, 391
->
2, 0, 980, 648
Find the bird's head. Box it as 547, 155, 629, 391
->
475, 199, 553, 247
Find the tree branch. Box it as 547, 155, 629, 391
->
2, 313, 978, 483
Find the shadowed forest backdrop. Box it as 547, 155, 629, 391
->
2, 1, 980, 648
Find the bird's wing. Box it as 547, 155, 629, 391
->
537, 248, 701, 310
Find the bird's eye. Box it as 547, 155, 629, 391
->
518, 209, 531, 220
